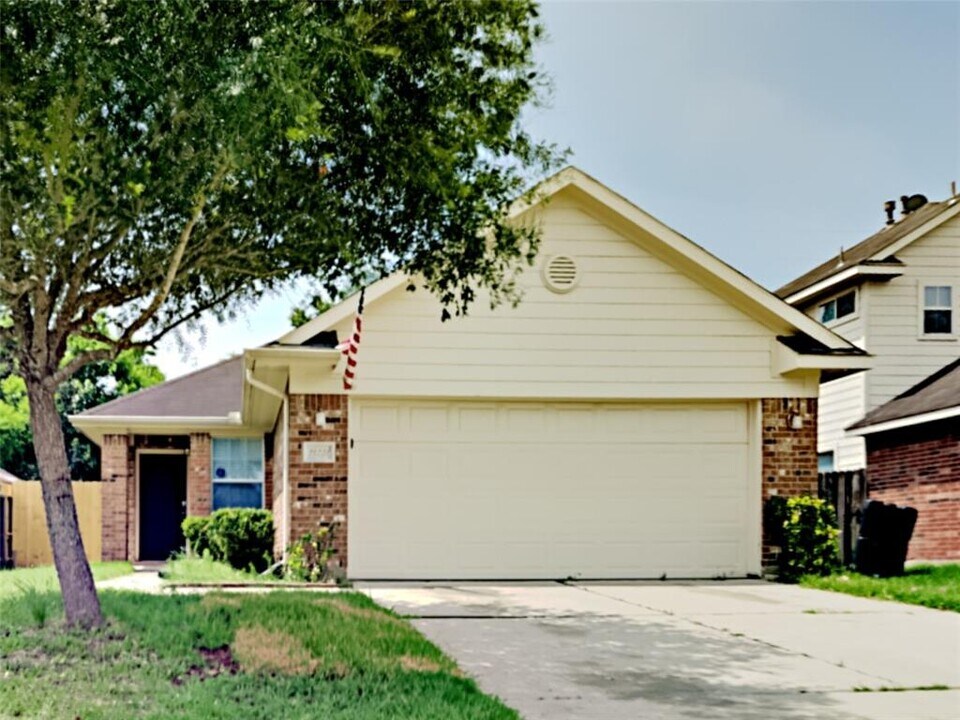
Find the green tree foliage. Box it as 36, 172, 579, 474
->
0, 0, 558, 627
0, 325, 164, 479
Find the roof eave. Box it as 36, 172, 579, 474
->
773, 342, 872, 378
783, 264, 904, 306
846, 406, 960, 436
68, 414, 253, 447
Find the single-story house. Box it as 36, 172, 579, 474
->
71, 167, 871, 579
847, 358, 959, 561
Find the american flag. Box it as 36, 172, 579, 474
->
337, 288, 365, 391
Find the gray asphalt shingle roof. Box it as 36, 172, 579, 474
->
776, 201, 952, 299
848, 358, 960, 430
77, 356, 243, 418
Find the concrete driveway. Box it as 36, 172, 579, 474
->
362, 580, 960, 720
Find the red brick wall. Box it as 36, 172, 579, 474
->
286, 394, 348, 569
263, 433, 274, 513
187, 433, 211, 517
101, 434, 208, 561
100, 434, 133, 561
866, 420, 959, 561
761, 398, 819, 569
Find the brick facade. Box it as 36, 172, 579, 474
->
865, 420, 959, 561
100, 434, 133, 561
100, 433, 213, 561
187, 433, 211, 516
761, 398, 819, 569
101, 395, 821, 572
285, 394, 349, 569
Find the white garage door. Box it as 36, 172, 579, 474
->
349, 400, 758, 579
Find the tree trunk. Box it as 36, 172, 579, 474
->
25, 378, 103, 628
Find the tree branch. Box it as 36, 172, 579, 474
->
46, 348, 115, 388
0, 277, 36, 299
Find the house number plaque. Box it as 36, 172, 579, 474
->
302, 441, 336, 464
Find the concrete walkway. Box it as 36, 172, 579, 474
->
362, 580, 960, 720
96, 568, 165, 593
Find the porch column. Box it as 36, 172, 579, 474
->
100, 434, 132, 561
187, 433, 212, 516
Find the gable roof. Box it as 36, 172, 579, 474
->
78, 356, 244, 419
282, 166, 864, 357
848, 358, 960, 435
777, 199, 960, 302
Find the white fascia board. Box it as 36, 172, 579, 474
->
783, 264, 905, 306
772, 342, 873, 377
68, 414, 251, 446
846, 406, 960, 436
67, 415, 244, 432
558, 170, 859, 351
277, 275, 410, 346
245, 345, 342, 366
867, 200, 960, 261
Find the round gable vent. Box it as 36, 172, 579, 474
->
542, 254, 579, 294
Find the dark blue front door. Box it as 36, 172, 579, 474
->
139, 454, 187, 561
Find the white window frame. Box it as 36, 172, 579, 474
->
818, 288, 858, 327
917, 282, 957, 341
817, 451, 835, 473
210, 437, 266, 509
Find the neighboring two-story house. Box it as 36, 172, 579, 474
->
777, 193, 960, 473
777, 194, 959, 559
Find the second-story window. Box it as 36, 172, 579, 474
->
819, 290, 856, 324
922, 285, 953, 335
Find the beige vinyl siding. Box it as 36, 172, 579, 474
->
818, 372, 866, 470
325, 191, 816, 400
863, 215, 960, 411
800, 293, 867, 469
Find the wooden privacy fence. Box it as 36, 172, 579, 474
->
818, 470, 867, 566
6, 481, 102, 567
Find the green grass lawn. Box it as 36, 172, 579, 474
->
160, 556, 279, 584
801, 563, 960, 612
0, 561, 132, 599
0, 588, 516, 719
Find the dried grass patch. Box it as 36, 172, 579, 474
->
232, 626, 320, 676
200, 594, 241, 610
399, 654, 445, 673
318, 598, 403, 625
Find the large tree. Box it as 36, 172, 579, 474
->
0, 0, 560, 626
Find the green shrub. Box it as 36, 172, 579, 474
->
181, 509, 273, 573
182, 516, 213, 557
767, 495, 840, 582
285, 524, 338, 583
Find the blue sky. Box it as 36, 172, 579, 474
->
154, 0, 959, 378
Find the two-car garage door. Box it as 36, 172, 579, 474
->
349, 400, 758, 579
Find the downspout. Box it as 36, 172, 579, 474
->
244, 369, 290, 564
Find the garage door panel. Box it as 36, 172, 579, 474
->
350, 400, 756, 579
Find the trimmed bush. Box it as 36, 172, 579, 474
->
285, 524, 338, 583
182, 516, 212, 557
181, 509, 273, 573
767, 495, 840, 582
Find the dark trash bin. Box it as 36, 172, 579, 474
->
854, 499, 918, 577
